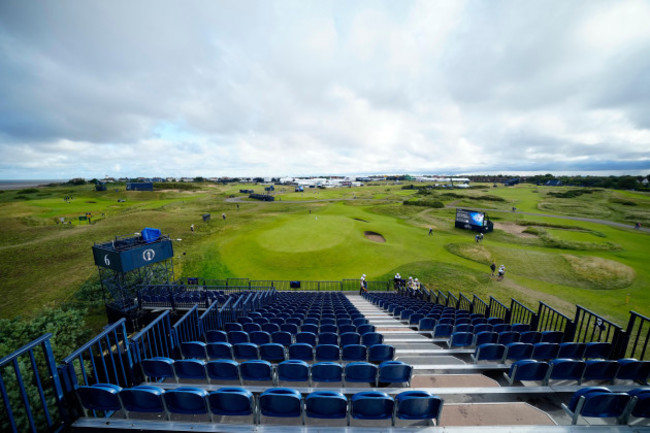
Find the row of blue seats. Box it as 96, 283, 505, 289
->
563, 387, 650, 425
206, 329, 382, 346
472, 342, 616, 363
219, 322, 374, 336
452, 331, 609, 353
77, 384, 442, 426
423, 321, 530, 334
503, 358, 650, 386
180, 341, 395, 363
239, 310, 368, 323
143, 358, 413, 386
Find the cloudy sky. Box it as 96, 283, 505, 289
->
1, 0, 649, 179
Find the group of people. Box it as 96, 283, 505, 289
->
475, 232, 484, 242
490, 262, 506, 280
392, 273, 421, 292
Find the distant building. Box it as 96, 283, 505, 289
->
126, 182, 153, 191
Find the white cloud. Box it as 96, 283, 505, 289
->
0, 0, 648, 179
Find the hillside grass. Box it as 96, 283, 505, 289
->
0, 182, 648, 330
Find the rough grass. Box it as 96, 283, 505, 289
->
562, 254, 635, 290
0, 181, 649, 329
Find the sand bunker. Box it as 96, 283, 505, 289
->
364, 231, 386, 243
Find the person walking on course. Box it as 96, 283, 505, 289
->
190, 224, 194, 233
359, 274, 368, 295
497, 265, 506, 281
490, 262, 496, 277
428, 227, 433, 236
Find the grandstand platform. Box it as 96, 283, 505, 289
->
4, 288, 650, 433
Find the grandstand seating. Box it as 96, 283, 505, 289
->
9, 289, 650, 433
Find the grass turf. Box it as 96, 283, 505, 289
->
0, 181, 648, 330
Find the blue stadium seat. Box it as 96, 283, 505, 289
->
243, 323, 262, 333
316, 332, 337, 345
311, 362, 343, 384
472, 343, 506, 363
473, 324, 493, 334
260, 343, 287, 362
368, 344, 395, 362
512, 323, 531, 333
277, 360, 311, 385
520, 331, 543, 344
497, 331, 520, 346
262, 323, 281, 334
350, 391, 395, 425
289, 343, 315, 362
493, 324, 512, 334
532, 342, 560, 360
625, 388, 650, 423
378, 360, 412, 386
504, 342, 534, 362
340, 332, 361, 346
119, 385, 167, 419
558, 342, 587, 360
272, 331, 293, 347
541, 331, 564, 343
320, 324, 338, 333
616, 359, 650, 384
342, 344, 367, 362
174, 359, 206, 381
545, 358, 586, 385
583, 360, 619, 383
316, 344, 340, 361
181, 341, 207, 360
301, 324, 319, 335
305, 391, 349, 425
225, 322, 243, 332
240, 360, 274, 383
207, 342, 234, 360
233, 342, 260, 360
296, 332, 317, 346
258, 388, 303, 424
142, 357, 176, 382
344, 362, 378, 385
208, 387, 254, 422
76, 383, 123, 417
449, 332, 474, 348
206, 359, 241, 384
206, 330, 228, 343
505, 360, 550, 384
164, 386, 209, 418
418, 317, 436, 333
228, 331, 250, 344
394, 390, 443, 426
357, 324, 376, 335
250, 331, 272, 345
584, 342, 612, 360
562, 387, 631, 425
474, 331, 498, 347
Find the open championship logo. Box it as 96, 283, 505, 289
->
142, 249, 156, 262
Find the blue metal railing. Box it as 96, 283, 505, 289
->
172, 305, 202, 346
489, 296, 511, 322
472, 295, 489, 317
58, 319, 133, 391
130, 310, 175, 363
536, 301, 572, 335
200, 299, 221, 333
573, 305, 623, 358
624, 311, 650, 360
458, 292, 473, 312
510, 298, 537, 327
446, 291, 459, 308
0, 333, 65, 433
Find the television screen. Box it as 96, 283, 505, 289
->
455, 209, 485, 227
